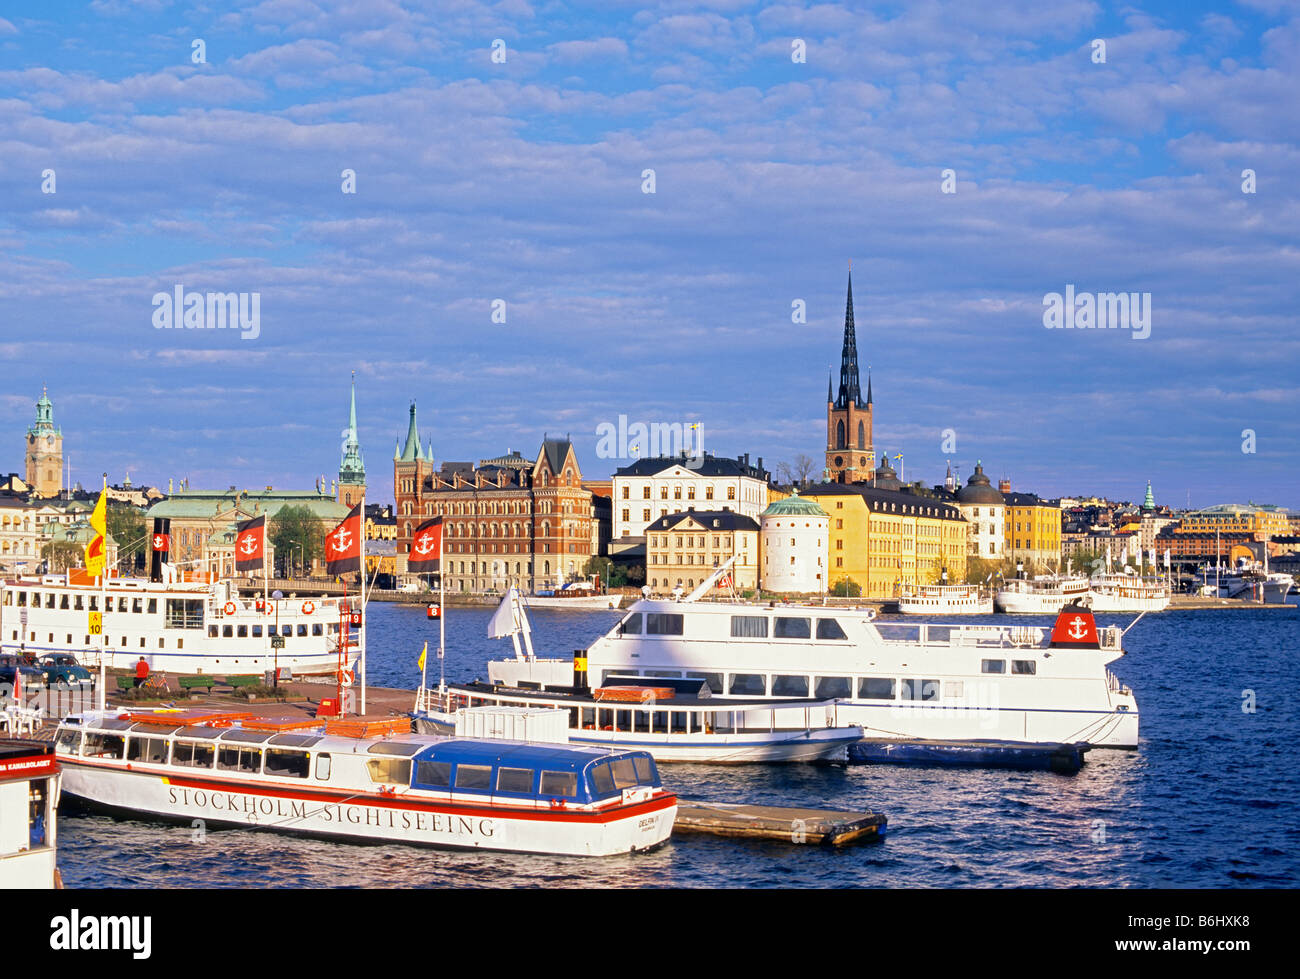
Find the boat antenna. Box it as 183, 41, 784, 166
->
1120, 609, 1147, 637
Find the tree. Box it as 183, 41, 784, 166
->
269, 505, 327, 576
41, 540, 82, 573
776, 454, 818, 486
106, 505, 147, 573
829, 577, 861, 597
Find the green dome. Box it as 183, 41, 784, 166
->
761, 489, 829, 519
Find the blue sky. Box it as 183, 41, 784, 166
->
2, 0, 1297, 509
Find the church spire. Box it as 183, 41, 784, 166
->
339, 372, 365, 485
866, 368, 872, 406
398, 401, 423, 461
835, 271, 862, 408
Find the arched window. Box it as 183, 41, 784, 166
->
836, 420, 845, 449
858, 421, 866, 449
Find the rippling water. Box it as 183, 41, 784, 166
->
57, 603, 1299, 888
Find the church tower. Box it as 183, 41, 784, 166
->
825, 272, 873, 483
393, 401, 433, 562
337, 373, 366, 508
25, 387, 63, 498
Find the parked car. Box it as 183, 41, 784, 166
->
37, 653, 94, 690
0, 654, 48, 695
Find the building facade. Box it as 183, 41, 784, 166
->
802, 483, 967, 597
1003, 491, 1063, 572
24, 389, 63, 498
759, 490, 829, 594
825, 273, 874, 483
611, 454, 770, 540
954, 462, 1004, 559
645, 510, 760, 596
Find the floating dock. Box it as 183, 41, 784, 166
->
848, 738, 1088, 773
674, 799, 886, 846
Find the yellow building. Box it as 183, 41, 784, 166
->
645, 510, 760, 596
1177, 504, 1291, 539
1003, 492, 1063, 572
801, 485, 967, 598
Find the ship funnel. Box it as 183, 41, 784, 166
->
148, 517, 171, 582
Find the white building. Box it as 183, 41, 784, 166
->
955, 461, 1004, 560
612, 454, 770, 540
760, 490, 829, 594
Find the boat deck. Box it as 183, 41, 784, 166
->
674, 799, 886, 846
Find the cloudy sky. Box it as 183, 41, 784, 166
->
2, 0, 1297, 509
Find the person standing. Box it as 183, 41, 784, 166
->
134, 656, 150, 689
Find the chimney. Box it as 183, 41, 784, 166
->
999, 478, 1011, 494
149, 517, 171, 582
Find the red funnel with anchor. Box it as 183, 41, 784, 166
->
1049, 602, 1101, 648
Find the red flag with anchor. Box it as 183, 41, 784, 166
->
325, 503, 362, 576
234, 515, 266, 572
407, 517, 443, 574
151, 532, 170, 552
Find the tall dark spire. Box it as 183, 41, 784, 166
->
835, 271, 862, 409
866, 369, 872, 406
827, 370, 833, 404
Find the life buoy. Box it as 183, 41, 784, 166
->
223, 601, 236, 615
302, 600, 315, 615
340, 668, 355, 685
255, 600, 265, 612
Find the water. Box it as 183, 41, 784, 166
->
57, 604, 1299, 887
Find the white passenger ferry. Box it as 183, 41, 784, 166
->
896, 584, 993, 615
995, 574, 1091, 614
54, 709, 676, 857
0, 572, 352, 676
1086, 572, 1171, 612
0, 740, 61, 888
491, 566, 1139, 750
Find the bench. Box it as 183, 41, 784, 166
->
225, 676, 261, 690
179, 675, 215, 694
116, 675, 135, 691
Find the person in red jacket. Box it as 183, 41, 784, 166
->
134, 656, 150, 688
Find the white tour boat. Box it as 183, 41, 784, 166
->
1, 571, 354, 676
414, 590, 862, 763
54, 708, 676, 857
1086, 571, 1171, 612
896, 583, 993, 615
0, 739, 61, 888
995, 574, 1091, 614
489, 564, 1140, 751
523, 582, 623, 610
1196, 560, 1294, 604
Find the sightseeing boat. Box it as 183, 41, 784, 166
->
1086, 571, 1171, 612
1195, 561, 1294, 604
414, 591, 862, 763
896, 583, 993, 615
994, 573, 1091, 614
486, 565, 1140, 752
0, 740, 61, 888
0, 571, 353, 676
524, 582, 623, 611
53, 709, 676, 857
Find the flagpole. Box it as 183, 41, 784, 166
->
264, 513, 271, 687
360, 491, 367, 715
98, 473, 107, 712
438, 525, 446, 695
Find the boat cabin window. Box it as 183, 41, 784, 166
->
366, 758, 412, 784
55, 729, 82, 755
610, 758, 638, 789
900, 679, 940, 702
209, 626, 218, 638
686, 672, 723, 694
454, 765, 492, 790
586, 755, 658, 799
773, 617, 811, 639
148, 599, 157, 614
81, 733, 126, 759
1012, 660, 1037, 675
296, 625, 308, 637
540, 771, 578, 798
222, 626, 233, 638
816, 619, 848, 641
60, 594, 70, 610
132, 598, 143, 613
588, 763, 615, 796
265, 749, 310, 778
730, 615, 768, 638
367, 742, 424, 756
414, 761, 452, 788
217, 745, 262, 773
165, 599, 204, 630
981, 659, 1005, 674
127, 737, 169, 765
646, 613, 684, 636
772, 675, 809, 698
618, 613, 642, 635
496, 767, 534, 794
858, 678, 895, 700
74, 595, 84, 610
815, 676, 851, 699
237, 626, 248, 638
173, 740, 216, 768
252, 625, 263, 638
728, 673, 766, 696
316, 754, 331, 780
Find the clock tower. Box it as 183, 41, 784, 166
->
825, 272, 874, 483
25, 387, 63, 498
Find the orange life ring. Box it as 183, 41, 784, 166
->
302, 600, 315, 615
223, 601, 236, 615
341, 668, 355, 685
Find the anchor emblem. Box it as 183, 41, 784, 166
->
238, 534, 258, 555
1068, 616, 1089, 640
413, 533, 437, 556
153, 535, 166, 549
328, 526, 353, 555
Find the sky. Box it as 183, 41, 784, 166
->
1, 0, 1297, 510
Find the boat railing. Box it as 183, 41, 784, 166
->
414, 685, 457, 715
877, 623, 1045, 649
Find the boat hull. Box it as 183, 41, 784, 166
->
58, 760, 675, 857
848, 739, 1089, 773
834, 700, 1138, 749
523, 595, 624, 610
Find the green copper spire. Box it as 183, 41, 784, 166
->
1142, 480, 1155, 511
398, 401, 423, 461
339, 373, 365, 485
28, 386, 60, 438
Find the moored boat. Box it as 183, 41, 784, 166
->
523, 582, 623, 610
0, 739, 61, 888
994, 573, 1090, 614
896, 583, 993, 615
54, 709, 676, 856
1086, 571, 1171, 612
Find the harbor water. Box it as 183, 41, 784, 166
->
57, 604, 1299, 888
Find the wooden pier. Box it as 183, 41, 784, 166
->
673, 799, 886, 846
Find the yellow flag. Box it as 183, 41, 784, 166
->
84, 486, 108, 577
417, 641, 427, 672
